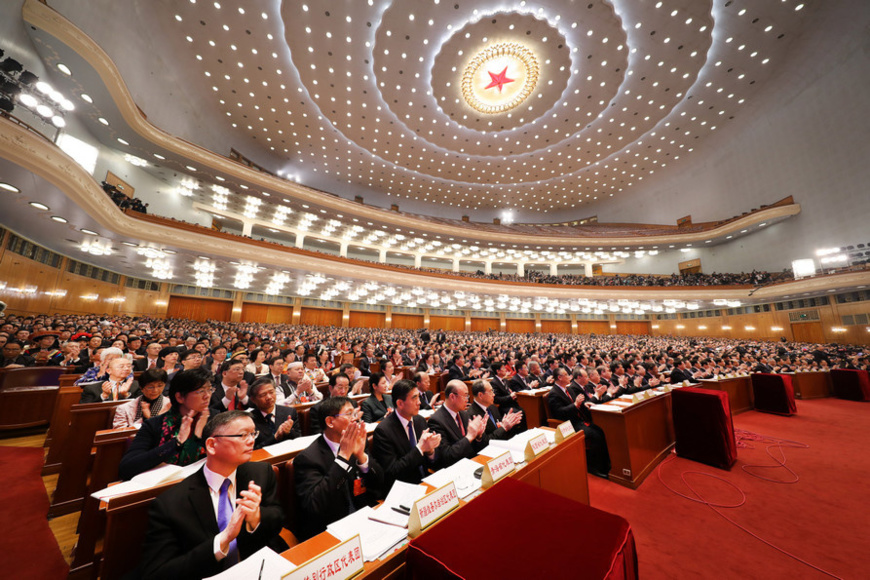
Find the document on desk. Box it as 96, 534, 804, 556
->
364, 422, 379, 434
589, 403, 623, 413
418, 408, 435, 419
327, 506, 408, 562
203, 546, 295, 580
369, 481, 428, 528
423, 458, 482, 498
91, 458, 207, 500
261, 434, 318, 457
485, 428, 554, 462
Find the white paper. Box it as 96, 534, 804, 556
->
203, 546, 295, 580
327, 506, 408, 562
422, 458, 482, 498
418, 409, 435, 419
609, 400, 633, 407
90, 458, 206, 501
369, 481, 427, 528
364, 422, 378, 434
589, 404, 623, 413
261, 434, 318, 457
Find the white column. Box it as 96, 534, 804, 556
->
484, 261, 492, 275
584, 262, 593, 277
452, 258, 460, 272
550, 262, 558, 276
414, 254, 422, 268
339, 242, 348, 258
295, 233, 305, 249
242, 221, 253, 237
517, 262, 525, 276
378, 248, 387, 263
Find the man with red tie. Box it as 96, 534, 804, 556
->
426, 380, 487, 467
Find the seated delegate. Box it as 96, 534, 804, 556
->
113, 368, 170, 429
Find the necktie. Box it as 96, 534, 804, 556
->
407, 421, 425, 478
217, 479, 239, 565
266, 413, 276, 435
455, 413, 466, 437
148, 359, 155, 369
487, 409, 497, 427
111, 383, 118, 401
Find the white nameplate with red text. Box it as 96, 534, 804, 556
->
282, 535, 364, 580
555, 421, 575, 443
408, 481, 460, 538
481, 451, 515, 489
523, 433, 549, 462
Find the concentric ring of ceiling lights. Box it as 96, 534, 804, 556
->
460, 42, 539, 115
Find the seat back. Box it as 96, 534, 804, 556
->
830, 369, 870, 401
751, 373, 797, 415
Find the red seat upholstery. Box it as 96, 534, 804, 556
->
671, 387, 737, 469
751, 373, 797, 416
830, 369, 870, 401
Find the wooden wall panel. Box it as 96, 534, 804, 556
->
616, 321, 650, 335
541, 320, 571, 334
166, 296, 233, 322
430, 315, 465, 332
349, 311, 385, 329
391, 314, 424, 330
241, 303, 293, 324
576, 321, 611, 335
791, 322, 825, 343
470, 318, 500, 333
300, 307, 342, 327
505, 319, 535, 334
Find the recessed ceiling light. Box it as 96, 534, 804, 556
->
118, 138, 129, 146
29, 202, 50, 210
81, 229, 99, 236
50, 216, 68, 223
186, 165, 197, 171
121, 241, 138, 247
163, 249, 177, 254
81, 94, 93, 104
0, 183, 20, 193
153, 153, 165, 160
57, 63, 72, 75
98, 117, 109, 126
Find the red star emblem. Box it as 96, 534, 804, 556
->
484, 66, 515, 93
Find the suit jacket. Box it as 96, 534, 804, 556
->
419, 389, 435, 410
507, 374, 532, 393
209, 383, 250, 414
426, 406, 481, 467
138, 462, 285, 580
490, 376, 518, 413
546, 385, 591, 432
371, 412, 438, 488
249, 405, 301, 449
133, 357, 160, 372
79, 380, 141, 404
358, 356, 379, 377
468, 401, 511, 440
360, 394, 393, 423
668, 368, 695, 384
447, 364, 470, 382
293, 435, 384, 541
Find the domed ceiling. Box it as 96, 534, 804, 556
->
46, 0, 816, 216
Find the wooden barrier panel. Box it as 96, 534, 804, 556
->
59, 374, 83, 387
0, 366, 65, 430
49, 401, 126, 517
43, 385, 83, 475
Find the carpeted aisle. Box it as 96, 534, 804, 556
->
589, 398, 870, 580
0, 446, 69, 580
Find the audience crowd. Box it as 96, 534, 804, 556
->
102, 181, 148, 213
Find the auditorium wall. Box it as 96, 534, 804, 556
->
0, 239, 866, 344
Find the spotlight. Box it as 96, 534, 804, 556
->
18, 71, 38, 86
0, 96, 13, 113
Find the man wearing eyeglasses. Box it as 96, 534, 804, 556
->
137, 410, 286, 579
293, 396, 384, 540
247, 377, 300, 449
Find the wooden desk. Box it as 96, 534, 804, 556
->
783, 371, 832, 399
699, 376, 753, 414
281, 429, 588, 576
591, 394, 674, 489
516, 390, 548, 427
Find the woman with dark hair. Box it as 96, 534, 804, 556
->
360, 372, 393, 423
113, 368, 170, 429
118, 367, 212, 480
246, 348, 269, 376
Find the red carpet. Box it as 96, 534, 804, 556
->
589, 398, 870, 580
0, 446, 69, 580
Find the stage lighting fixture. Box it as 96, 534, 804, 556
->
0, 96, 14, 112
0, 58, 23, 74
18, 71, 38, 86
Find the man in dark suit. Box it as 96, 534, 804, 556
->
210, 359, 250, 414
133, 342, 162, 372
79, 357, 140, 404
546, 368, 611, 478
371, 379, 441, 490
508, 361, 538, 393
358, 345, 379, 377
447, 354, 471, 382
426, 380, 487, 467
247, 377, 300, 449
668, 359, 697, 385
468, 379, 523, 441
294, 396, 384, 540
137, 411, 286, 579
414, 371, 440, 410
264, 355, 292, 403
